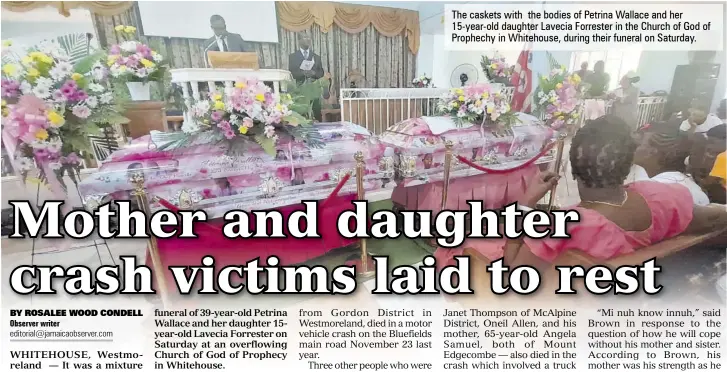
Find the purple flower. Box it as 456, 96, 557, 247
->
74, 90, 89, 101
63, 80, 78, 90
136, 44, 152, 58
61, 86, 75, 98
110, 45, 121, 55
1, 79, 20, 98
210, 111, 223, 122
125, 56, 138, 68
216, 120, 231, 129
34, 148, 49, 158
52, 90, 67, 102
224, 129, 235, 139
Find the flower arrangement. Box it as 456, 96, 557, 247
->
412, 74, 432, 88
436, 84, 518, 130
533, 66, 583, 130
167, 78, 318, 155
480, 55, 512, 85
106, 25, 166, 83
1, 40, 126, 186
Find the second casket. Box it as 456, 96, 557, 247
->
78, 122, 391, 217
378, 113, 557, 186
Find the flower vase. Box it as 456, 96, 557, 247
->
126, 82, 151, 101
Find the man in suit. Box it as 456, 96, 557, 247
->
288, 34, 325, 120
206, 15, 253, 53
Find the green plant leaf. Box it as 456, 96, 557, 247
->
81, 123, 103, 136
283, 111, 309, 127
57, 33, 90, 65
254, 135, 276, 156
545, 52, 562, 71
73, 50, 105, 75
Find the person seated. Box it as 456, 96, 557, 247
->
505, 115, 727, 272
710, 151, 726, 189
680, 101, 723, 135
628, 121, 710, 205
690, 124, 727, 204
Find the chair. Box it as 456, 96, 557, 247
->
321, 74, 341, 122
167, 115, 184, 131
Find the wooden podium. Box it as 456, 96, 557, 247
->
121, 101, 168, 139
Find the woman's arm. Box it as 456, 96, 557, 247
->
504, 239, 552, 273
684, 204, 727, 235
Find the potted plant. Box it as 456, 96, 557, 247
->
107, 25, 168, 101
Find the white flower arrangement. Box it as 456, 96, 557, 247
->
412, 74, 432, 88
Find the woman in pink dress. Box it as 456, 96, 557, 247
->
507, 115, 727, 271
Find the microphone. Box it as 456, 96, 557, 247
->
203, 39, 218, 68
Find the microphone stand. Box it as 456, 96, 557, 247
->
203, 39, 217, 69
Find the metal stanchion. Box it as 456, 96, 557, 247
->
441, 141, 454, 211
355, 151, 374, 278
129, 171, 169, 307
547, 133, 568, 212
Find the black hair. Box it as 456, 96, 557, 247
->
690, 100, 710, 113
642, 121, 690, 173
570, 115, 637, 188
629, 76, 640, 84
706, 124, 726, 140
210, 15, 225, 23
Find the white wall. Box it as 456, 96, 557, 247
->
1, 7, 97, 49
416, 34, 434, 79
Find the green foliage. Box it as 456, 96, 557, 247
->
73, 50, 105, 75
57, 33, 90, 65
285, 77, 328, 119
283, 111, 308, 126
546, 51, 562, 70
254, 135, 276, 156
480, 56, 491, 77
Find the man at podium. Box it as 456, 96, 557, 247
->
206, 15, 253, 53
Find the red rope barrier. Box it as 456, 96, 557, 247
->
320, 173, 352, 209
154, 197, 224, 233
155, 197, 180, 212
455, 141, 556, 174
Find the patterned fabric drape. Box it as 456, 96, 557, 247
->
2, 1, 132, 17
276, 1, 419, 54
90, 4, 416, 93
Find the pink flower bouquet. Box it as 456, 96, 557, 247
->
107, 25, 167, 83
436, 84, 518, 130
533, 67, 584, 130
166, 78, 317, 156
1, 40, 125, 186
481, 55, 513, 86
